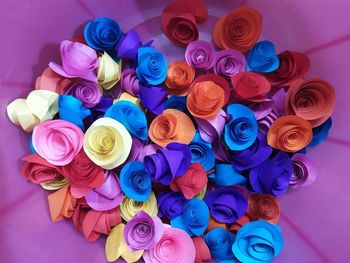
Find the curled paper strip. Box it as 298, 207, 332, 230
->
114, 92, 142, 109
97, 52, 122, 90
192, 237, 212, 263
157, 191, 186, 220
165, 95, 190, 116
195, 109, 227, 143
7, 99, 39, 132
258, 108, 280, 134
40, 177, 69, 191
66, 81, 102, 108
247, 40, 280, 73
121, 69, 140, 96
309, 118, 332, 147
189, 132, 215, 171
139, 85, 168, 115
247, 193, 281, 224
48, 185, 76, 222
185, 40, 215, 70
204, 228, 235, 261
214, 49, 247, 78
126, 137, 160, 163
290, 153, 317, 188
118, 30, 152, 61
35, 67, 72, 94
165, 61, 195, 95
209, 163, 247, 186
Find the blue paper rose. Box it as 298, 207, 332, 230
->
209, 163, 247, 186
157, 191, 187, 220
119, 161, 152, 202
308, 117, 332, 147
136, 47, 168, 85
105, 100, 148, 141
204, 228, 236, 261
84, 17, 123, 53
232, 220, 284, 263
189, 132, 215, 171
171, 198, 209, 237
247, 40, 280, 73
224, 104, 258, 151
165, 95, 191, 116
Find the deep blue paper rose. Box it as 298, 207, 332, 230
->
209, 163, 247, 186
224, 104, 258, 151
104, 100, 148, 141
189, 132, 215, 171
308, 118, 332, 147
58, 95, 90, 131
205, 228, 236, 261
157, 191, 187, 219
119, 161, 151, 202
84, 17, 123, 53
136, 47, 168, 85
247, 40, 280, 73
165, 95, 191, 116
249, 151, 293, 196
171, 198, 209, 237
232, 220, 284, 263
139, 85, 168, 115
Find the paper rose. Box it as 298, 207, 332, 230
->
224, 104, 258, 151
247, 40, 280, 72
209, 163, 247, 186
171, 198, 209, 236
121, 69, 141, 96
65, 81, 102, 108
233, 220, 284, 263
84, 17, 123, 53
213, 6, 262, 52
149, 109, 195, 147
83, 117, 132, 169
157, 191, 187, 220
214, 49, 247, 77
290, 153, 317, 188
97, 51, 121, 90
189, 132, 215, 171
247, 193, 281, 224
286, 78, 336, 127
195, 109, 227, 143
204, 186, 248, 223
32, 119, 83, 165
185, 40, 215, 70
309, 118, 332, 147
85, 170, 123, 211
136, 47, 168, 85
105, 100, 148, 141
48, 185, 77, 222
21, 154, 64, 184
165, 95, 190, 116
165, 61, 195, 95
204, 228, 235, 261
267, 115, 313, 152
35, 67, 71, 94
144, 142, 191, 185
49, 40, 99, 82
117, 30, 153, 61
120, 161, 152, 202
249, 151, 293, 196
139, 85, 168, 115
192, 237, 211, 263
143, 226, 196, 263
124, 211, 164, 251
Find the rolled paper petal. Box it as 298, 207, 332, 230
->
7, 98, 40, 132
267, 115, 313, 152
65, 81, 102, 108
139, 85, 168, 115
32, 120, 84, 165
120, 161, 152, 202
120, 191, 158, 221
209, 163, 247, 186
149, 109, 195, 147
258, 108, 280, 134
231, 72, 271, 101
247, 99, 275, 120
308, 118, 332, 147
229, 214, 250, 233
204, 186, 248, 224
165, 61, 195, 95
40, 177, 69, 191
97, 51, 122, 90
114, 92, 142, 109
206, 215, 228, 232
105, 100, 148, 141
171, 198, 209, 237
212, 139, 231, 162
247, 40, 280, 72
143, 225, 196, 263
224, 104, 258, 151
286, 78, 336, 127
127, 137, 160, 163
144, 142, 191, 185
58, 95, 91, 131
192, 237, 212, 263
136, 47, 168, 86
35, 67, 72, 94
189, 132, 215, 171
249, 151, 293, 196
263, 50, 311, 87
232, 221, 284, 263
48, 185, 77, 222
185, 40, 215, 70
21, 154, 63, 184
106, 223, 144, 263
124, 211, 164, 250
165, 95, 190, 116
49, 40, 99, 82
157, 191, 187, 219
117, 30, 144, 61
214, 49, 247, 78
83, 117, 132, 169
247, 193, 281, 224
26, 90, 59, 121
195, 109, 227, 143
121, 69, 140, 96
204, 228, 235, 261
230, 132, 273, 171
290, 153, 317, 188
170, 163, 208, 199
213, 6, 262, 52
85, 170, 123, 211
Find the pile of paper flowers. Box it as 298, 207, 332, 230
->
7, 1, 335, 262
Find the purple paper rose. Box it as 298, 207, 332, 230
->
214, 49, 246, 77
185, 40, 215, 70
121, 69, 140, 96
290, 153, 317, 188
65, 81, 102, 108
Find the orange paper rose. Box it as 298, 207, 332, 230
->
48, 185, 77, 222
165, 61, 195, 95
247, 193, 280, 224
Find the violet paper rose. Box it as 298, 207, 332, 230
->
157, 191, 187, 220
139, 85, 168, 115
65, 81, 102, 108
124, 211, 164, 251
121, 69, 141, 96
185, 40, 215, 70
290, 153, 317, 188
214, 49, 247, 78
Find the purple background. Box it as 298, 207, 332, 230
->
0, 0, 349, 262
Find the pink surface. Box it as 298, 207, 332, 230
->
0, 0, 349, 262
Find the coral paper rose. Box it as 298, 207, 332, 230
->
247, 193, 281, 224
165, 61, 195, 95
